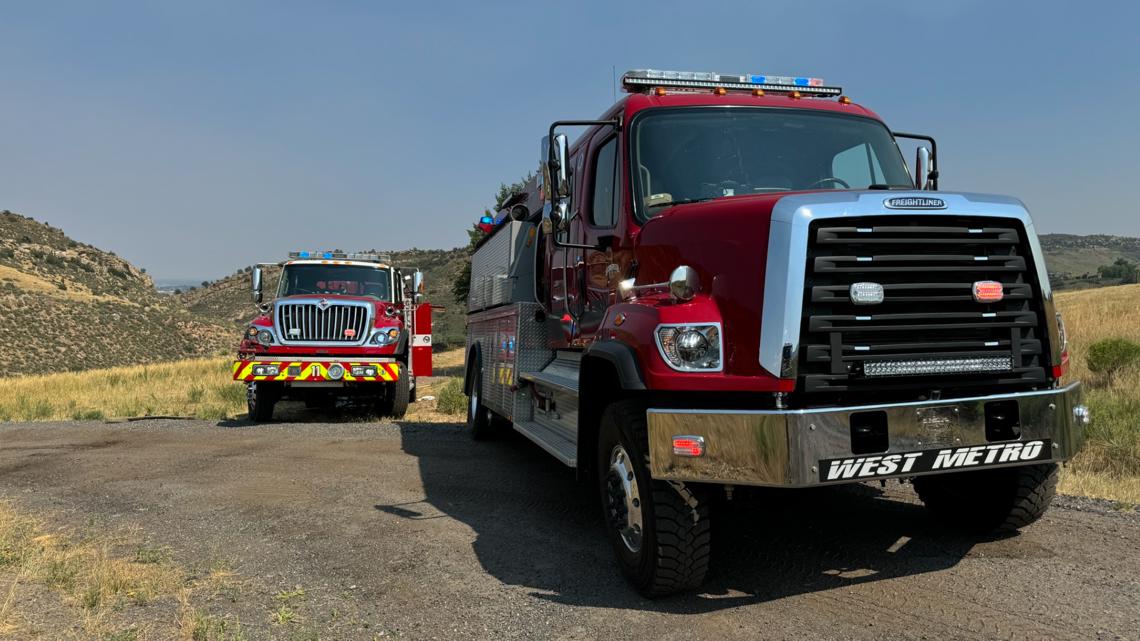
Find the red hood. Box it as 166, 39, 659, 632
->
633, 194, 787, 378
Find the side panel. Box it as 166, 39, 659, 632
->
466, 303, 551, 419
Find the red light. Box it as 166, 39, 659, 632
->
672, 436, 705, 457
972, 280, 1004, 303
1052, 350, 1070, 379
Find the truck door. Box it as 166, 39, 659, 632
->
547, 150, 584, 346
577, 132, 621, 337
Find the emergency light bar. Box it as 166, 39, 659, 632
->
622, 69, 842, 97
288, 251, 392, 263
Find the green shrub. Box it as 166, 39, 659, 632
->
70, 408, 105, 421
1087, 338, 1140, 375
435, 378, 466, 415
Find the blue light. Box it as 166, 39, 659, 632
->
322, 252, 333, 259
794, 77, 809, 86
480, 215, 494, 224
750, 75, 766, 84
299, 251, 310, 258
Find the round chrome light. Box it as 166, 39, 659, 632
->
327, 364, 345, 380
676, 330, 709, 362
669, 266, 700, 302
256, 329, 274, 346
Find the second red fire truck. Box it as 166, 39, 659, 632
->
464, 69, 1090, 596
234, 251, 432, 421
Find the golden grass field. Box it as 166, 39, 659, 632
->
1, 287, 1138, 503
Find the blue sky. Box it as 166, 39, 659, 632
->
2, 0, 1138, 280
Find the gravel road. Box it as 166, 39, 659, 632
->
0, 416, 1136, 640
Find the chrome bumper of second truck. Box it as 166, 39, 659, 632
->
647, 383, 1086, 487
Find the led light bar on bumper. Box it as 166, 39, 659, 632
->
864, 356, 1014, 378
622, 69, 842, 96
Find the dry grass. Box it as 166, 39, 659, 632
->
0, 500, 237, 640
0, 358, 244, 422
0, 350, 470, 424
1055, 284, 1140, 503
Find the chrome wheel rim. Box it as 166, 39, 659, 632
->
604, 444, 644, 554
468, 385, 479, 423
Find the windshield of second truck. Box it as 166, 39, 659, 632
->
632, 107, 913, 220
277, 265, 392, 300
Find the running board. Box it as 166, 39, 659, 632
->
512, 418, 577, 466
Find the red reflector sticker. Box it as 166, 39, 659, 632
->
344, 328, 356, 338
672, 435, 705, 457
972, 280, 1004, 303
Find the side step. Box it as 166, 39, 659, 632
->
519, 351, 581, 394
514, 350, 581, 467
512, 418, 577, 466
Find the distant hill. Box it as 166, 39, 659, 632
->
1038, 234, 1140, 288
181, 247, 469, 349
0, 211, 233, 376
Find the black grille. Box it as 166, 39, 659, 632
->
797, 216, 1049, 401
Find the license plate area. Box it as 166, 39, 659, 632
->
915, 405, 961, 446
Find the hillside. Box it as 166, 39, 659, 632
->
181, 247, 470, 348
1039, 234, 1140, 288
0, 211, 233, 375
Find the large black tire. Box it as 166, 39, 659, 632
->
377, 368, 410, 419
597, 400, 711, 597
247, 382, 277, 423
466, 365, 496, 440
913, 462, 1059, 533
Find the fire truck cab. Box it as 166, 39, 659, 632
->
234, 251, 431, 421
464, 70, 1090, 596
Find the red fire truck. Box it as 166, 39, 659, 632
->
234, 251, 432, 421
464, 69, 1090, 595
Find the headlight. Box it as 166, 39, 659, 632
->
371, 328, 400, 346
256, 329, 274, 346
656, 324, 722, 371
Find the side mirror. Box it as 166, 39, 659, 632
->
915, 146, 934, 191
412, 271, 425, 298
540, 133, 570, 201
252, 267, 263, 304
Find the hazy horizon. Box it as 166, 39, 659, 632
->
3, 1, 1138, 280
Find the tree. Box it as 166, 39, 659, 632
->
1097, 258, 1140, 284
452, 173, 535, 305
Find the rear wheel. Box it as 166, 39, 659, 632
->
597, 400, 711, 597
247, 382, 277, 423
913, 462, 1059, 533
466, 366, 496, 440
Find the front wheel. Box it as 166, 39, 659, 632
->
597, 400, 711, 597
247, 382, 277, 423
913, 462, 1060, 533
376, 369, 410, 419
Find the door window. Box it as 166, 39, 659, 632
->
591, 137, 619, 227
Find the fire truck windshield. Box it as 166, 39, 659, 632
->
277, 264, 392, 301
631, 108, 913, 220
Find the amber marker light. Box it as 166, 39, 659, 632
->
752, 88, 765, 96
713, 86, 727, 96
653, 86, 667, 96
839, 95, 852, 105
789, 90, 802, 99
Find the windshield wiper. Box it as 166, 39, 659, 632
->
647, 197, 716, 209
867, 183, 915, 190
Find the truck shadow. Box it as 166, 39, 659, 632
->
387, 422, 1018, 613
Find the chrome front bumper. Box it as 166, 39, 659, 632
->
647, 383, 1086, 487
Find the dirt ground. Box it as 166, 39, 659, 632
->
0, 413, 1137, 641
